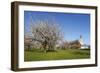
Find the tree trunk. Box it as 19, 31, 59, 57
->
42, 40, 48, 53
27, 45, 30, 51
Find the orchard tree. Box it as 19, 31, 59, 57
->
30, 19, 63, 53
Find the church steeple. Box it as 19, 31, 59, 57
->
80, 35, 82, 39
79, 35, 83, 45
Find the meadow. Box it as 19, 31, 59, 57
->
24, 48, 90, 61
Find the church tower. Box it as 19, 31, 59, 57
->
79, 35, 84, 46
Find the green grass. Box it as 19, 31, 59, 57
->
24, 48, 90, 61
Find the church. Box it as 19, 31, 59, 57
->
60, 35, 89, 49
78, 35, 89, 49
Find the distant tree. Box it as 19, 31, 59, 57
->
24, 36, 33, 50
61, 41, 69, 50
69, 40, 81, 49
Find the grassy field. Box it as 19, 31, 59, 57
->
24, 48, 90, 61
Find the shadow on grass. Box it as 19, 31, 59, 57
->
25, 48, 58, 53
25, 48, 42, 52
46, 50, 57, 52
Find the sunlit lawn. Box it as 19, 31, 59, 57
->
24, 48, 90, 61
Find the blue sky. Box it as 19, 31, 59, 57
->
24, 11, 90, 45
